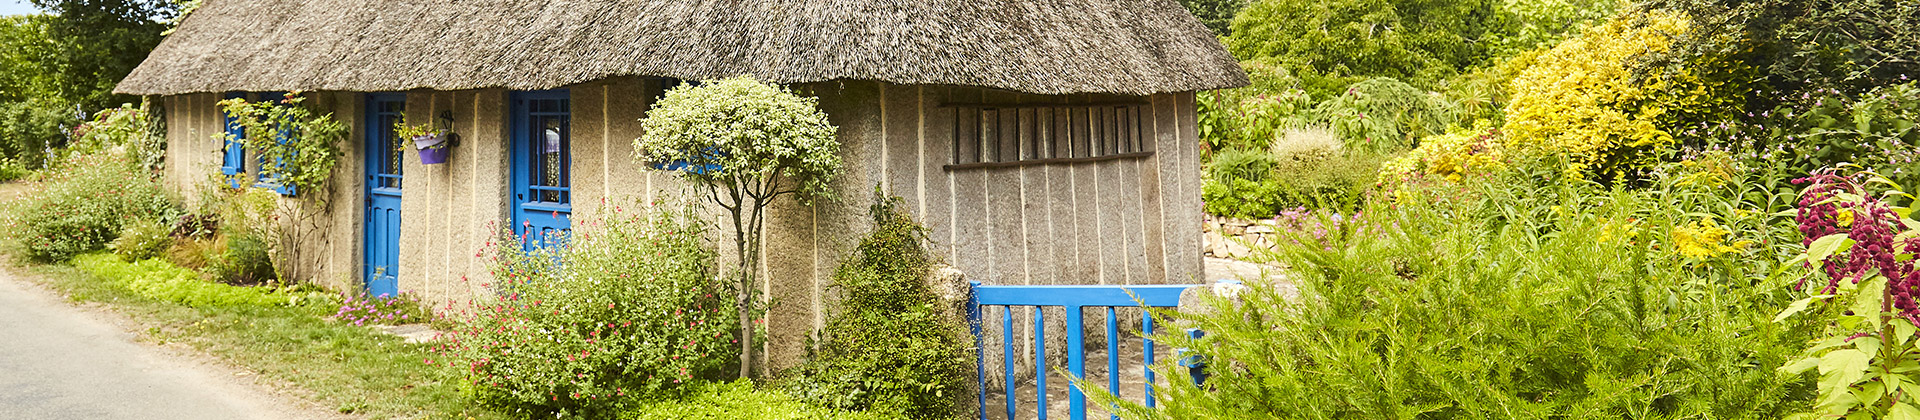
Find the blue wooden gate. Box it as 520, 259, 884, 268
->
510, 90, 572, 249
967, 282, 1198, 420
362, 94, 405, 297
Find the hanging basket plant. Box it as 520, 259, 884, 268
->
395, 113, 458, 165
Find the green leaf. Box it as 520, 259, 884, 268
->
1900, 319, 1917, 347
1808, 233, 1854, 266
1860, 381, 1886, 407
1857, 336, 1884, 360
1854, 276, 1889, 330
1777, 295, 1836, 323
1893, 402, 1920, 420
1820, 349, 1873, 390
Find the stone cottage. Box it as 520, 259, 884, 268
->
114, 0, 1247, 369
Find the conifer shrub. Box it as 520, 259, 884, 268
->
434, 200, 735, 417
784, 192, 972, 419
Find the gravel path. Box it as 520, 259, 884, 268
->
0, 268, 344, 420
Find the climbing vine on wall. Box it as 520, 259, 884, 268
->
216, 93, 344, 195
214, 92, 346, 285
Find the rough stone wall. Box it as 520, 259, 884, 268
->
156, 80, 1207, 374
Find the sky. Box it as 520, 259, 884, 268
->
0, 1, 41, 16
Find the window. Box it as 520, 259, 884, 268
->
369, 96, 405, 189
219, 91, 295, 195
219, 92, 247, 188
946, 101, 1152, 169
254, 92, 294, 195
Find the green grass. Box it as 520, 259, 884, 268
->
623, 381, 897, 420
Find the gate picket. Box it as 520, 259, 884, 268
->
967, 282, 1199, 420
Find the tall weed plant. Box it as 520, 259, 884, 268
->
1096, 167, 1817, 419
434, 199, 736, 417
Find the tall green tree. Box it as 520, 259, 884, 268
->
1649, 0, 1920, 102
0, 15, 69, 168
1176, 0, 1248, 38
28, 0, 178, 112
1226, 0, 1511, 100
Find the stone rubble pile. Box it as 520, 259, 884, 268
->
1204, 215, 1282, 260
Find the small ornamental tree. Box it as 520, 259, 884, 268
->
633, 76, 843, 378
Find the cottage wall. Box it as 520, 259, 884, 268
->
156, 79, 1203, 371
161, 92, 366, 295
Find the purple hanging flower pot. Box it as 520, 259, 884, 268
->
418, 145, 449, 164
413, 131, 452, 165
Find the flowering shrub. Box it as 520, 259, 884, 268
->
332, 291, 425, 326
1233, 89, 1316, 152
433, 201, 735, 416
1196, 59, 1306, 153
1502, 11, 1695, 182
1776, 169, 1920, 418
1669, 219, 1744, 259
9, 152, 174, 261
67, 101, 165, 172
1378, 126, 1506, 188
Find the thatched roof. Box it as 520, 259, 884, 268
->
116, 0, 1248, 96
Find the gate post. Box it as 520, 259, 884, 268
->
967, 280, 983, 419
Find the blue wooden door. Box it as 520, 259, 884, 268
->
363, 94, 405, 297
510, 90, 571, 249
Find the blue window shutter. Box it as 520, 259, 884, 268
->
254, 92, 296, 196
221, 92, 247, 188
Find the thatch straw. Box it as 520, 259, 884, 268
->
116, 0, 1248, 96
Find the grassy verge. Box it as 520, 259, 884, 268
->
12, 256, 891, 420
15, 261, 494, 419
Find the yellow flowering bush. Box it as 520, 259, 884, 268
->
1670, 219, 1743, 260
1378, 127, 1506, 187
1502, 11, 1695, 182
